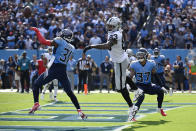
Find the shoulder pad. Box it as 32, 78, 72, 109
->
130, 60, 138, 65
54, 37, 63, 41
160, 55, 165, 58
148, 60, 155, 63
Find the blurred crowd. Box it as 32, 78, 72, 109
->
0, 0, 196, 50
140, 0, 196, 49
0, 0, 159, 49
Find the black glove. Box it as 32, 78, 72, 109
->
83, 46, 92, 54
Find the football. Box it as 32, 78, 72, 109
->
23, 6, 32, 18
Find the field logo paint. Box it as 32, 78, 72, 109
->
0, 102, 194, 131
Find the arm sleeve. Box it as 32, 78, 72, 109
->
32, 28, 51, 46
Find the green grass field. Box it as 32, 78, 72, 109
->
0, 92, 196, 131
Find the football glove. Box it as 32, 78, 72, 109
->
161, 87, 168, 94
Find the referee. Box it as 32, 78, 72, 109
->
77, 53, 89, 94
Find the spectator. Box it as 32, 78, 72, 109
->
140, 27, 149, 47
31, 36, 40, 49
89, 33, 102, 45
14, 54, 20, 92
7, 32, 15, 49
128, 25, 138, 48
16, 35, 26, 49
0, 59, 6, 89
0, 31, 6, 49
6, 56, 16, 91
100, 56, 112, 93
38, 24, 47, 38
74, 31, 84, 48
48, 21, 56, 40
84, 27, 93, 46
172, 13, 182, 28
144, 0, 151, 15
164, 65, 174, 95
184, 29, 194, 49
53, 23, 61, 38
165, 58, 172, 70
25, 35, 33, 49
173, 56, 184, 93
67, 55, 77, 91
18, 51, 31, 93
162, 35, 174, 49
174, 30, 185, 49
150, 35, 160, 49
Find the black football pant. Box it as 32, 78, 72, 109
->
20, 70, 30, 93
78, 70, 87, 93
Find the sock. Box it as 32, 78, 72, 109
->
157, 92, 164, 108
33, 86, 39, 103
66, 90, 80, 109
54, 86, 58, 97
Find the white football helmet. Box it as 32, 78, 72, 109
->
126, 49, 134, 57
106, 17, 121, 33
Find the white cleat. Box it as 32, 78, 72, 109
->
133, 88, 143, 102
128, 105, 138, 121
78, 111, 88, 120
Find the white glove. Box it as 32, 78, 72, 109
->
161, 87, 168, 94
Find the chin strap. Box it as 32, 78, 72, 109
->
30, 27, 51, 46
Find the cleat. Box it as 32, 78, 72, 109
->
158, 108, 167, 116
128, 105, 138, 121
133, 88, 143, 102
29, 102, 40, 114
78, 110, 87, 120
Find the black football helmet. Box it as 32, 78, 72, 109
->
58, 29, 73, 43
136, 48, 148, 62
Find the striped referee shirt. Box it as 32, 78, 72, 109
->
77, 58, 89, 71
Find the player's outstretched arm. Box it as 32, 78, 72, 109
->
30, 27, 52, 46
83, 38, 117, 54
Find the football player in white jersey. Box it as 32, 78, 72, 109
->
41, 47, 59, 102
83, 16, 143, 121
